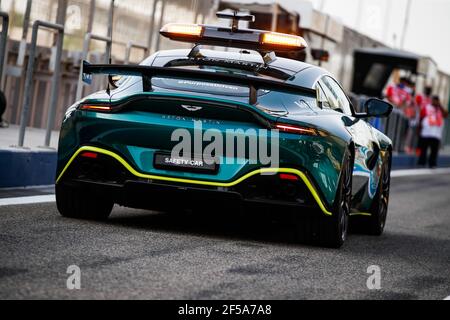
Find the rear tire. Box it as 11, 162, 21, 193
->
367, 153, 391, 235
56, 184, 113, 220
294, 150, 353, 248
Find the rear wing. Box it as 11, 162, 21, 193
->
82, 60, 316, 105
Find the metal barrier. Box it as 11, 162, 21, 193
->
124, 41, 148, 64
75, 33, 112, 101
380, 109, 410, 152
146, 0, 159, 55
350, 93, 414, 153
2, 0, 207, 142
445, 118, 450, 146
17, 20, 65, 148
154, 0, 167, 52
44, 16, 67, 147
0, 11, 9, 87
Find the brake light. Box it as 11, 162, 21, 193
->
261, 32, 308, 50
275, 123, 318, 136
80, 105, 113, 112
160, 23, 203, 38
80, 152, 98, 159
279, 173, 299, 181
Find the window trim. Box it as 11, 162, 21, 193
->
316, 79, 346, 113
316, 81, 331, 110
321, 75, 356, 117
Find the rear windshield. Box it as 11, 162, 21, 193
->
114, 65, 318, 114
150, 66, 317, 114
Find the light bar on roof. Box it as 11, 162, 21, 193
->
261, 32, 308, 50
160, 23, 203, 38
159, 23, 308, 53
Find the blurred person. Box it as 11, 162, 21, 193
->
385, 77, 412, 109
418, 95, 448, 168
413, 86, 433, 155
403, 80, 420, 154
403, 79, 417, 119
0, 90, 8, 128
415, 86, 433, 110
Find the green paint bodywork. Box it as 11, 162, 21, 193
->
59, 94, 349, 208
57, 51, 392, 214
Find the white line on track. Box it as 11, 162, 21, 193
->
444, 296, 450, 300
391, 167, 450, 178
0, 195, 55, 206
0, 184, 54, 191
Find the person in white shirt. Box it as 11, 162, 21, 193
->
418, 95, 448, 168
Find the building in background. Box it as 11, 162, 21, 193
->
0, 0, 217, 129
0, 0, 448, 134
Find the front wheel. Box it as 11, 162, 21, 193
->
56, 184, 113, 220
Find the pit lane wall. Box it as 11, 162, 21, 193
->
0, 149, 56, 188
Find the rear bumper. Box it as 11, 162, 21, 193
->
61, 179, 319, 213
56, 145, 333, 215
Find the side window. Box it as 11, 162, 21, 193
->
319, 76, 353, 115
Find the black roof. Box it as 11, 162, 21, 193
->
150, 49, 327, 89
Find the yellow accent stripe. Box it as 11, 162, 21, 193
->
349, 212, 372, 217
56, 146, 333, 215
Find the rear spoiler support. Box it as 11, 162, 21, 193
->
82, 60, 316, 105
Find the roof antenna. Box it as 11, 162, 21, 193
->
106, 0, 115, 97
216, 10, 255, 33
231, 10, 239, 32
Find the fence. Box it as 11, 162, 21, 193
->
377, 109, 413, 153
444, 119, 450, 146
2, 42, 98, 131
0, 0, 214, 147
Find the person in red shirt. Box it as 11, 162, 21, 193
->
396, 79, 418, 154
415, 86, 433, 111
385, 77, 412, 109
418, 95, 449, 168
409, 86, 432, 155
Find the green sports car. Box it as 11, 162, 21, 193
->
55, 15, 393, 248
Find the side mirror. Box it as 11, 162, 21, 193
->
356, 98, 393, 118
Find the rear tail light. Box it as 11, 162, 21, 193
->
279, 173, 299, 181
80, 104, 113, 112
274, 123, 318, 136
80, 152, 98, 159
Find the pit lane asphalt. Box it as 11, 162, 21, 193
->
0, 174, 449, 300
